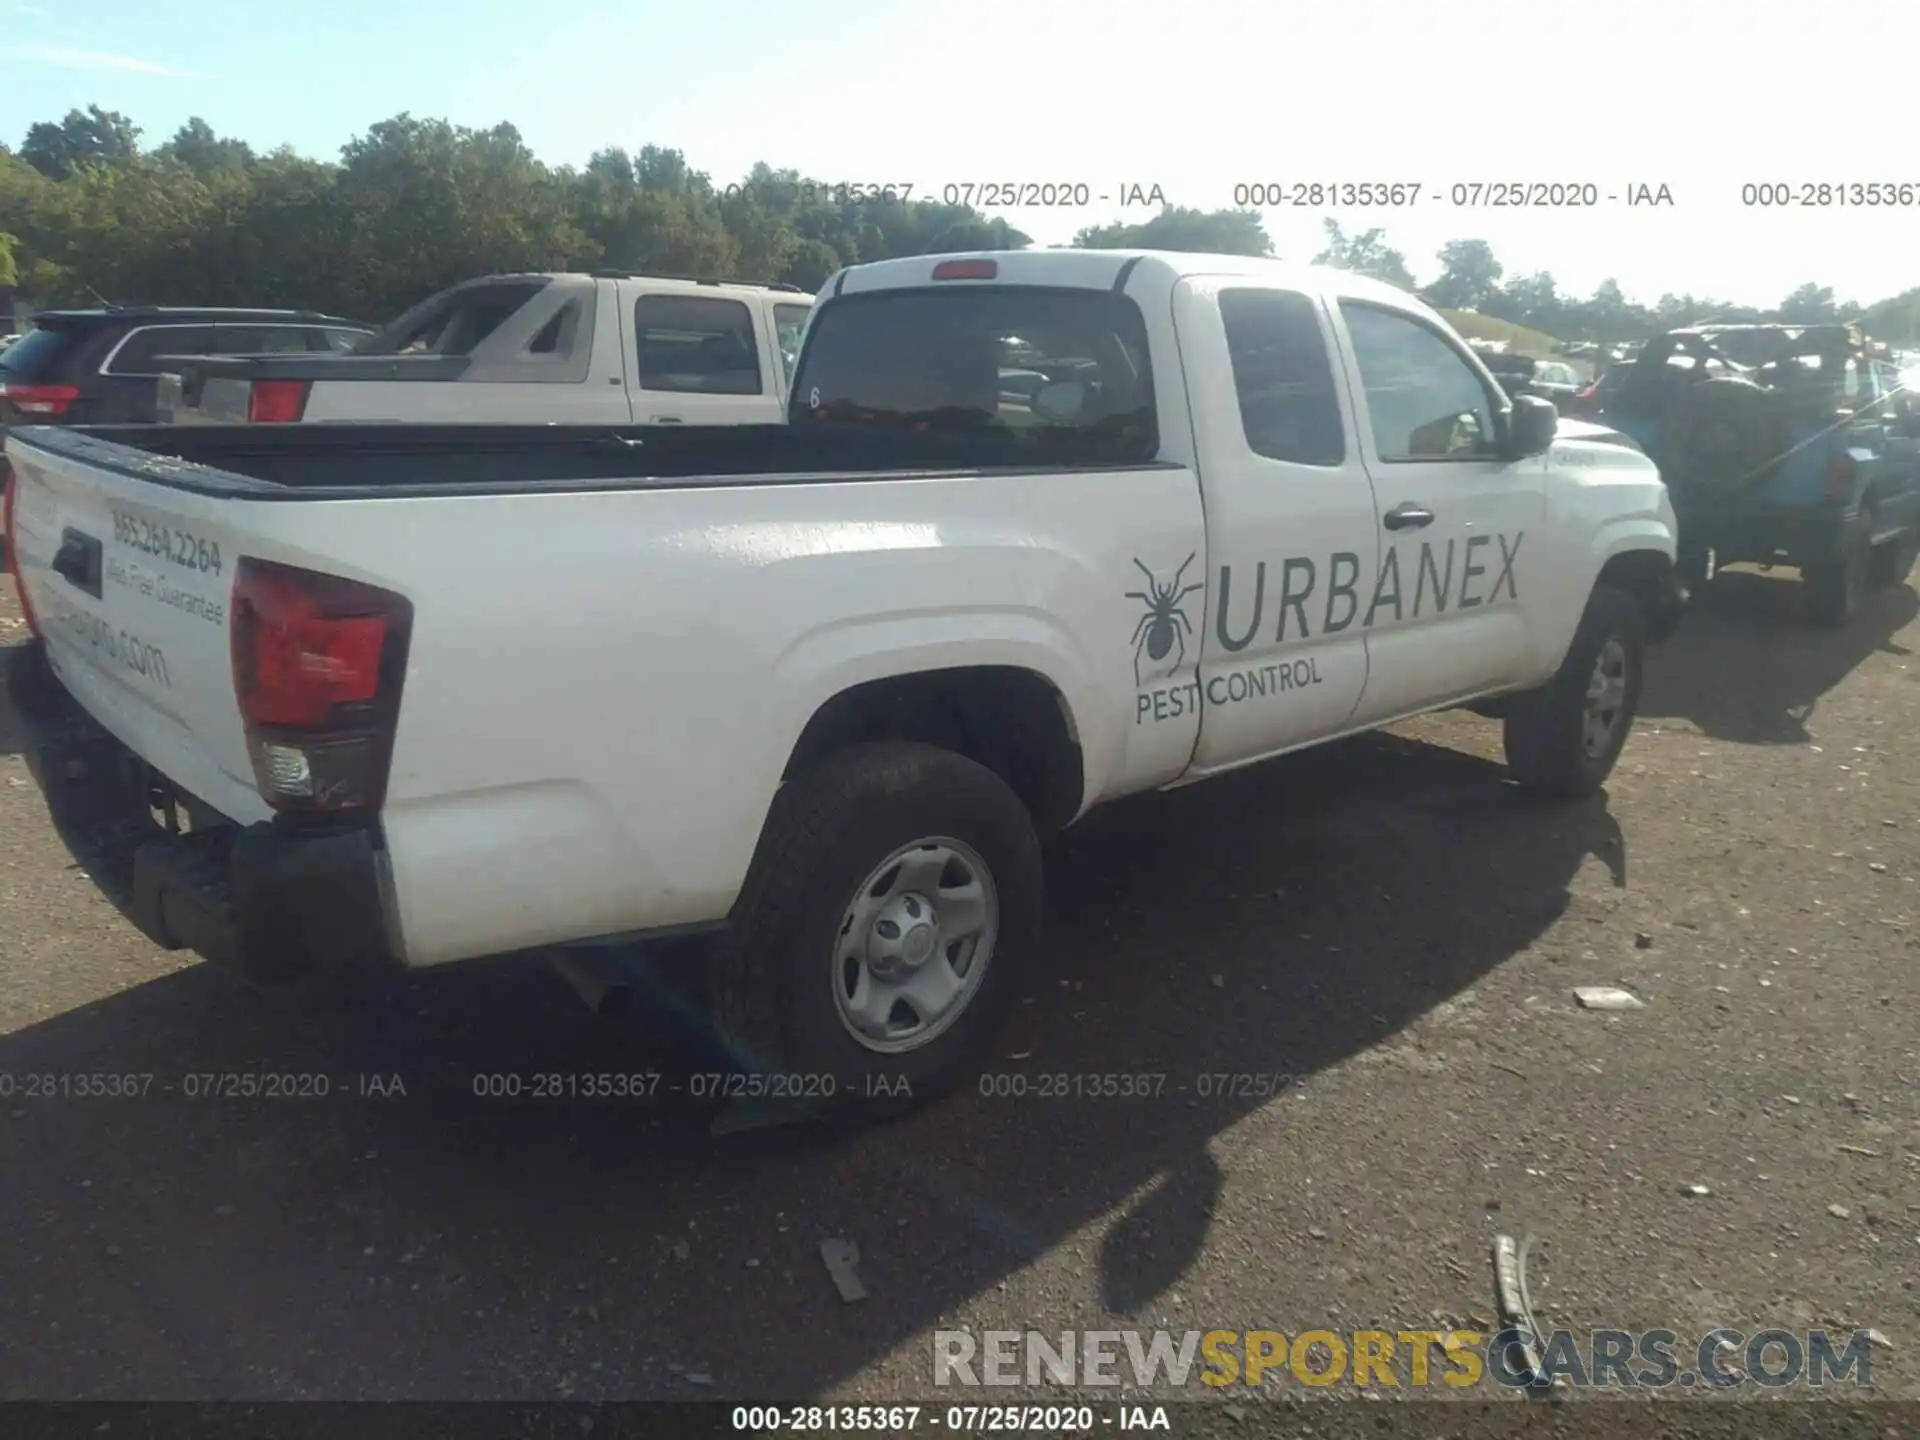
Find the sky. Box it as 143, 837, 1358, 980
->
5, 0, 1919, 309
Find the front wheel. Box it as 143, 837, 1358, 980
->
709, 741, 1043, 1119
1502, 584, 1647, 800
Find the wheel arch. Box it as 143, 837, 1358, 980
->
781, 664, 1088, 834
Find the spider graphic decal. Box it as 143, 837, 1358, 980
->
1126, 553, 1203, 686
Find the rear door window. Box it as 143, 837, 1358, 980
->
103, 325, 219, 376
634, 295, 763, 395
316, 328, 371, 353
1217, 288, 1345, 466
790, 285, 1158, 465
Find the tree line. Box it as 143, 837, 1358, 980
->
3, 105, 1917, 345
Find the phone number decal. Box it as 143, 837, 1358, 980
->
112, 509, 223, 576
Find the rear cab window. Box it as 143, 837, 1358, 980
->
634, 295, 763, 395
790, 285, 1158, 465
1218, 288, 1345, 466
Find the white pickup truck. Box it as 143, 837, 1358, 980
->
3, 248, 1682, 1114
157, 271, 814, 427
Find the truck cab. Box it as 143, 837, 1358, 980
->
5, 248, 1680, 1117
159, 272, 815, 427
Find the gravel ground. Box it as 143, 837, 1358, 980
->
0, 568, 1915, 1412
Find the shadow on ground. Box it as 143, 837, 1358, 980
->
1640, 570, 1917, 745
0, 728, 1624, 1401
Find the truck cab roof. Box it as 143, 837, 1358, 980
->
827, 248, 1421, 308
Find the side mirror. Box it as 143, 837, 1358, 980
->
1502, 394, 1559, 459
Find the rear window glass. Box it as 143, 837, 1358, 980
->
634, 295, 763, 395
105, 325, 219, 375
0, 323, 81, 381
790, 286, 1158, 466
213, 325, 316, 355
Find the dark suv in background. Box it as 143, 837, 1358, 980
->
0, 306, 374, 428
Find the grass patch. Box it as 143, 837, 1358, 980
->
1438, 310, 1565, 357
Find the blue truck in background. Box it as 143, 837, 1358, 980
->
1602, 323, 1920, 627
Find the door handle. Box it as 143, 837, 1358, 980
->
1383, 503, 1435, 531
649, 415, 684, 424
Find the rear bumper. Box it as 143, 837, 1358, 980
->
5, 639, 398, 982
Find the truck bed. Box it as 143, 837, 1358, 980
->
16, 422, 1151, 501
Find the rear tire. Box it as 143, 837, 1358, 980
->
1804, 527, 1871, 627
1503, 584, 1646, 801
709, 742, 1042, 1120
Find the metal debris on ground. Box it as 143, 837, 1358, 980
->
1492, 1233, 1565, 1392
1829, 1205, 1852, 1219
1867, 1329, 1893, 1349
1682, 1183, 1711, 1197
1574, 986, 1645, 1011
820, 1238, 868, 1303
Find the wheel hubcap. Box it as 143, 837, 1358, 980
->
833, 837, 998, 1054
1582, 637, 1628, 758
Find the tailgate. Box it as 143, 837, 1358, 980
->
159, 367, 254, 425
7, 434, 269, 823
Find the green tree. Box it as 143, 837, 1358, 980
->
157, 117, 255, 174
20, 106, 142, 180
1421, 239, 1503, 312
1778, 282, 1838, 323
1312, 219, 1415, 289
1075, 206, 1271, 256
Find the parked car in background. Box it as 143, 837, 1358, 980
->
1606, 322, 1920, 625
1564, 363, 1636, 419
159, 272, 815, 427
1528, 360, 1582, 407
0, 307, 373, 431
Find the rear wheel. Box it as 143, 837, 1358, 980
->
1804, 527, 1871, 627
1503, 584, 1646, 800
709, 741, 1042, 1119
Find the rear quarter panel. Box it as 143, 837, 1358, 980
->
265, 468, 1206, 966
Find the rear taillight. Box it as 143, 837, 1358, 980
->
248, 379, 311, 424
2, 461, 41, 638
230, 557, 411, 814
0, 383, 80, 418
